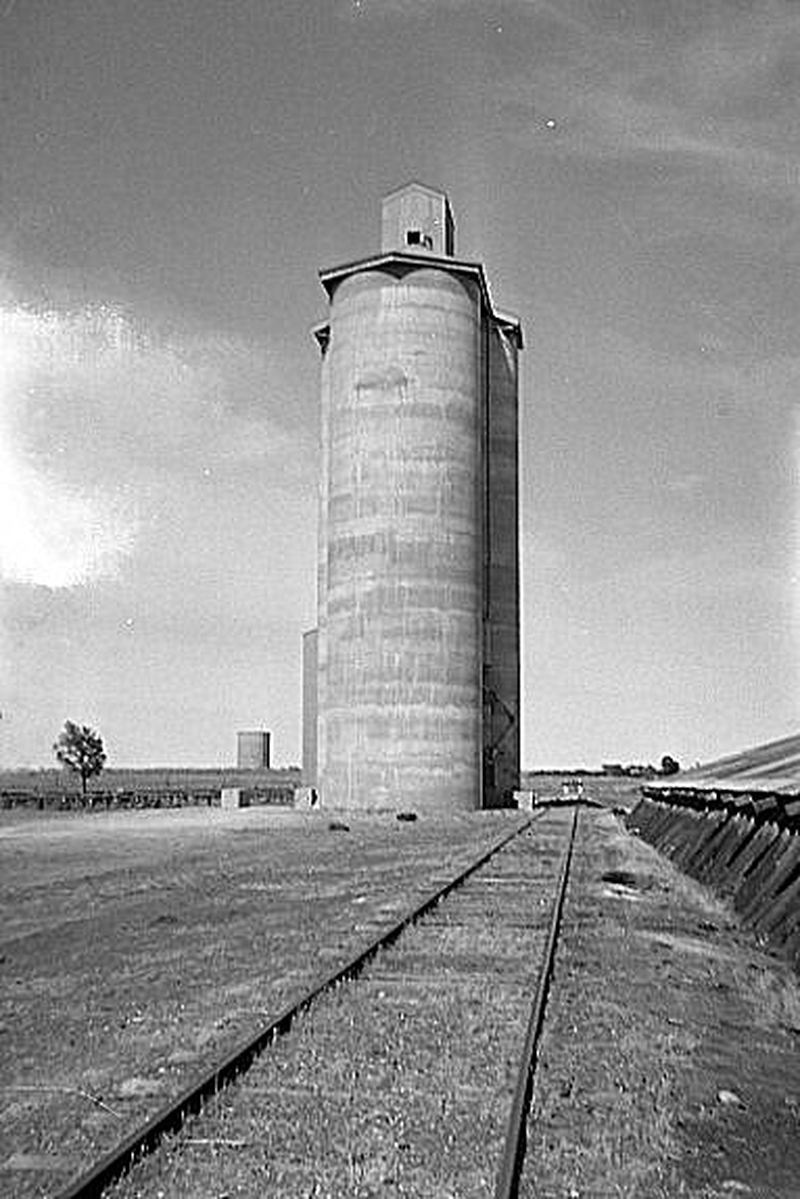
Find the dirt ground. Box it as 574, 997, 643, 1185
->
0, 805, 528, 1198
107, 808, 578, 1199
523, 807, 800, 1198
3, 798, 800, 1197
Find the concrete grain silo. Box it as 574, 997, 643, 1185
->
306, 183, 522, 812
236, 730, 271, 770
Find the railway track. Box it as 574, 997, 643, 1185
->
47, 804, 581, 1199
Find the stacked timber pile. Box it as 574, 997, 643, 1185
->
629, 732, 800, 972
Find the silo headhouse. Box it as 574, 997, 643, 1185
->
305, 182, 522, 813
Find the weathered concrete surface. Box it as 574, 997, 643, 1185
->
483, 318, 521, 807
312, 187, 522, 813
318, 266, 483, 812
300, 628, 318, 786
630, 792, 800, 970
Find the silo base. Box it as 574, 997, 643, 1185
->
317, 770, 481, 814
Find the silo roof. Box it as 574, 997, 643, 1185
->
318, 251, 523, 347
654, 732, 800, 797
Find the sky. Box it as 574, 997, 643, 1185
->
1, 0, 798, 771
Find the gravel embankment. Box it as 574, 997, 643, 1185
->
522, 808, 800, 1197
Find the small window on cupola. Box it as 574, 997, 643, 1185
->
406, 230, 422, 246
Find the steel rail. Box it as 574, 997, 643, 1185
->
57, 814, 539, 1199
494, 803, 580, 1199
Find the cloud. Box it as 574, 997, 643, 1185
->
675, 1, 800, 118
339, 0, 466, 17
546, 320, 800, 417
0, 447, 137, 590
497, 1, 800, 211
661, 472, 704, 498
336, 0, 800, 215
597, 538, 786, 603
793, 409, 800, 649
0, 308, 140, 588
0, 287, 305, 591
339, 0, 590, 25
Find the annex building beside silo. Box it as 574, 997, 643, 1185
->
304, 182, 522, 813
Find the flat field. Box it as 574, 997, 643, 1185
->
0, 804, 527, 1197
0, 767, 300, 809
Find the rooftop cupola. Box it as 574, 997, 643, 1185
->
381, 182, 455, 257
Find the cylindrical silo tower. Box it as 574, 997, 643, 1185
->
310, 183, 522, 812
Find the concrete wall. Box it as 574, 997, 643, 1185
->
629, 789, 800, 972
301, 628, 318, 786
483, 319, 521, 806
318, 265, 484, 811
316, 324, 331, 806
